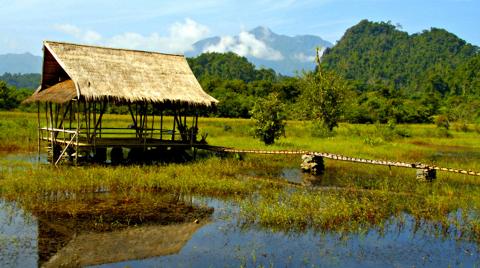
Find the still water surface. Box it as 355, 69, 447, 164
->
1, 196, 479, 267
0, 154, 479, 267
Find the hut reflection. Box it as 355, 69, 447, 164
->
31, 194, 213, 267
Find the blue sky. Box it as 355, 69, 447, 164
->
0, 0, 478, 56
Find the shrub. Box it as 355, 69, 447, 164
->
434, 128, 453, 138
310, 120, 335, 138
250, 93, 286, 145
435, 115, 450, 130
453, 122, 469, 132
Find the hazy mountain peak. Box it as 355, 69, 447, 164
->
188, 26, 333, 75
249, 26, 275, 39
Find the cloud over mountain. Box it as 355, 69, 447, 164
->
203, 31, 284, 61
188, 26, 332, 75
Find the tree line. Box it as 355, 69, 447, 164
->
1, 20, 479, 125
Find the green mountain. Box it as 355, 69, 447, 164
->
187, 52, 277, 82
322, 20, 478, 94
0, 73, 40, 90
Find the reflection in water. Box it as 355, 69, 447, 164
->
1, 194, 213, 267
0, 201, 38, 268
1, 195, 480, 267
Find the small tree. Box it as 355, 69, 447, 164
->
0, 81, 19, 110
297, 51, 348, 132
250, 93, 286, 145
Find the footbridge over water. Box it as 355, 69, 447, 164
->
200, 146, 480, 181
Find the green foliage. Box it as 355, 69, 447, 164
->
3, 20, 479, 125
250, 94, 286, 145
435, 115, 450, 130
321, 19, 480, 123
310, 120, 335, 138
189, 53, 301, 118
0, 81, 32, 110
297, 68, 348, 131
0, 73, 40, 89
322, 20, 477, 93
187, 52, 276, 82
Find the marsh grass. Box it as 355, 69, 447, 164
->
0, 157, 286, 202
1, 112, 480, 238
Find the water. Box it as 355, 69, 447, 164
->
1, 195, 479, 268
0, 201, 38, 267
0, 152, 48, 165
1, 153, 479, 267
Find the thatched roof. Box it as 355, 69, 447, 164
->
24, 41, 218, 106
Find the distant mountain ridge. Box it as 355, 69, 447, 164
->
0, 53, 42, 74
187, 26, 333, 76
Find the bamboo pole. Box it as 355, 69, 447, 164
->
172, 110, 176, 141
69, 100, 72, 131
49, 103, 54, 165
87, 102, 91, 142
75, 99, 80, 165
37, 102, 41, 162
91, 102, 107, 143
93, 102, 97, 146
151, 105, 155, 139
62, 104, 65, 145
135, 103, 138, 138
160, 110, 163, 140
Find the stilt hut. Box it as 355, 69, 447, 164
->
24, 41, 218, 165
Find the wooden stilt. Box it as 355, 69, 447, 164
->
160, 109, 163, 140
151, 106, 155, 139
172, 110, 176, 141
75, 99, 80, 165
49, 103, 54, 165
37, 102, 41, 162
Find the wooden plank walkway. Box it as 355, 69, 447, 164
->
203, 146, 480, 177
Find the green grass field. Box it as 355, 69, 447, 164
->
1, 111, 480, 237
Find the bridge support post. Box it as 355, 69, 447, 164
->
301, 154, 324, 175
416, 168, 436, 182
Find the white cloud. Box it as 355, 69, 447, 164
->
203, 31, 284, 61
54, 18, 209, 54
54, 24, 102, 43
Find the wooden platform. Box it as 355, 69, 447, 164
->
42, 136, 203, 149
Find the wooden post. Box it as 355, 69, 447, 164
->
49, 103, 54, 165
62, 104, 65, 145
143, 104, 147, 150
127, 103, 138, 137
172, 110, 176, 141
135, 103, 138, 138
93, 102, 97, 145
151, 106, 155, 139
37, 102, 41, 162
75, 99, 80, 165
87, 102, 91, 142
69, 100, 72, 131
160, 110, 163, 140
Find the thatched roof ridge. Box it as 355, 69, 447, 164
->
27, 40, 218, 106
